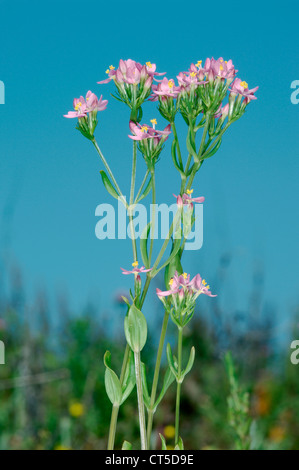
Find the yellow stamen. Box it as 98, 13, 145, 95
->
150, 118, 157, 126
169, 278, 174, 286
206, 285, 210, 290
146, 61, 153, 68
74, 101, 82, 111
240, 81, 248, 89
140, 126, 148, 133
196, 60, 202, 68
202, 279, 207, 286
105, 69, 110, 74
182, 272, 188, 279
220, 65, 224, 71
190, 71, 196, 77
225, 60, 228, 64
168, 80, 174, 89
109, 65, 115, 70
186, 189, 193, 195
132, 261, 139, 268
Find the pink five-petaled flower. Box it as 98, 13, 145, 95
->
203, 57, 237, 82
156, 271, 216, 299
229, 78, 259, 102
128, 121, 171, 142
151, 77, 181, 101
174, 189, 205, 209
98, 59, 164, 86
121, 261, 152, 275
64, 91, 108, 118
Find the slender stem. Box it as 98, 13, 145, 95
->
128, 141, 138, 262
148, 168, 156, 266
171, 122, 183, 169
146, 309, 170, 448
175, 327, 183, 445
134, 169, 150, 203
107, 405, 119, 450
92, 138, 124, 201
134, 351, 148, 450
185, 115, 211, 191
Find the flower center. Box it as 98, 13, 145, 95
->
190, 72, 197, 77
132, 261, 139, 268
146, 61, 153, 68
195, 60, 202, 68
186, 189, 193, 195
168, 80, 174, 89
75, 101, 82, 111
240, 81, 248, 89
140, 126, 148, 133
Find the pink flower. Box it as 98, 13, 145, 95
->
174, 190, 205, 209
229, 78, 259, 101
177, 71, 206, 90
203, 57, 237, 82
151, 77, 180, 101
156, 271, 216, 299
128, 121, 171, 142
121, 261, 152, 275
98, 59, 164, 86
214, 103, 229, 119
64, 91, 107, 118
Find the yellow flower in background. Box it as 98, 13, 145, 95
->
163, 425, 175, 440
54, 444, 71, 450
269, 426, 286, 443
69, 401, 85, 418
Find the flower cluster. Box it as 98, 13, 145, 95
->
64, 91, 107, 139
128, 120, 171, 168
157, 271, 216, 328
98, 59, 164, 120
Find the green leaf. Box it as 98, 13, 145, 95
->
124, 304, 147, 353
174, 437, 184, 450
154, 366, 176, 408
99, 170, 119, 199
122, 441, 133, 450
202, 138, 222, 160
159, 433, 167, 450
186, 127, 199, 163
140, 222, 151, 268
155, 235, 181, 277
141, 362, 151, 409
182, 347, 195, 380
166, 343, 178, 380
103, 351, 122, 406
137, 178, 152, 202
121, 351, 136, 404
171, 140, 184, 175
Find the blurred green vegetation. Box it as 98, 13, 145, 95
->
0, 266, 298, 450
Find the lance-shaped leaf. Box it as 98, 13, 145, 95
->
159, 434, 167, 450
154, 366, 176, 409
186, 127, 199, 163
99, 170, 119, 199
202, 138, 222, 160
124, 304, 147, 353
140, 222, 151, 268
120, 350, 136, 405
155, 235, 182, 277
171, 140, 184, 175
141, 362, 151, 409
181, 347, 195, 382
103, 351, 122, 406
166, 343, 178, 380
137, 178, 152, 203
122, 441, 133, 450
174, 437, 184, 450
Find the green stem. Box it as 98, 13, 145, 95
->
129, 141, 138, 262
92, 138, 125, 202
186, 114, 211, 191
134, 351, 148, 450
171, 122, 183, 169
175, 327, 183, 445
146, 309, 170, 448
134, 169, 150, 203
107, 405, 119, 450
106, 344, 130, 450
148, 168, 156, 266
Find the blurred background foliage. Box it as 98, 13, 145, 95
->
0, 260, 298, 450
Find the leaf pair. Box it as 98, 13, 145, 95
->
141, 364, 175, 413
166, 344, 195, 384
104, 350, 135, 406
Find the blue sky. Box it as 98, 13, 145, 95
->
0, 0, 298, 333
